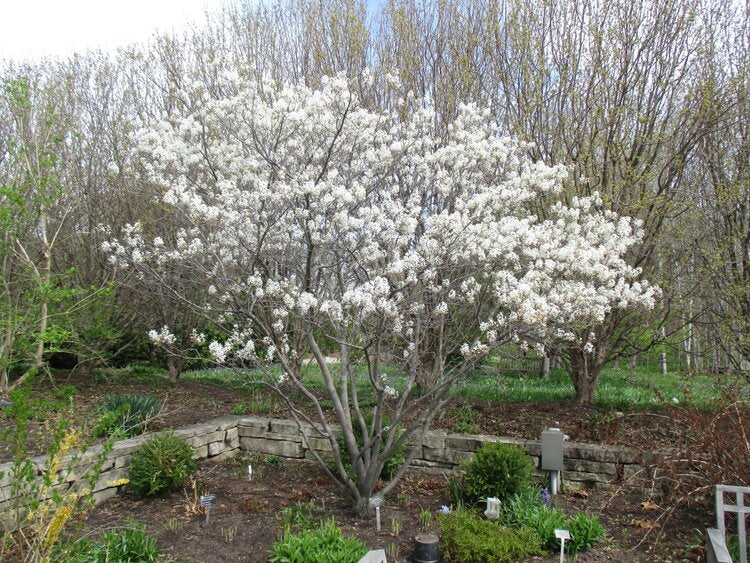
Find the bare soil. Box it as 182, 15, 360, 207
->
68, 454, 709, 562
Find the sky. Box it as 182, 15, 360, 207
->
0, 0, 233, 61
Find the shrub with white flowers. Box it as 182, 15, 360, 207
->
110, 73, 655, 515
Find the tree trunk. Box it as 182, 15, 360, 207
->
541, 355, 551, 380
167, 354, 184, 384
568, 346, 603, 405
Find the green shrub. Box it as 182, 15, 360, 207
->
92, 394, 160, 438
463, 442, 534, 502
269, 518, 368, 563
439, 508, 543, 563
128, 432, 196, 496
566, 513, 605, 553
52, 522, 161, 562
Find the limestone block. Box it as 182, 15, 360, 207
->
409, 458, 452, 469
564, 443, 641, 465
208, 441, 227, 457
239, 416, 272, 430
421, 431, 447, 450
304, 449, 333, 463
564, 459, 618, 475
524, 441, 542, 457
622, 464, 646, 481
271, 419, 303, 436
92, 468, 128, 492
110, 435, 149, 457
115, 455, 132, 469
0, 462, 12, 487
190, 430, 226, 448
211, 449, 239, 462
192, 445, 208, 460
238, 425, 271, 438
303, 436, 334, 452
240, 437, 303, 458
91, 487, 118, 505
212, 415, 242, 431
225, 427, 240, 449
0, 485, 12, 503
563, 470, 617, 484
422, 446, 472, 466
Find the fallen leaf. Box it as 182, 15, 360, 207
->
572, 490, 590, 498
640, 500, 660, 511
631, 518, 660, 529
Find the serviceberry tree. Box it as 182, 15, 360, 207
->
108, 74, 656, 514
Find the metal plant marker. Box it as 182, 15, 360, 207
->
484, 497, 500, 520
201, 494, 217, 524
369, 495, 384, 531
555, 528, 570, 563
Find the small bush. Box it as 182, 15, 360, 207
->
128, 432, 196, 496
464, 442, 534, 502
92, 394, 160, 438
440, 508, 543, 563
269, 518, 368, 563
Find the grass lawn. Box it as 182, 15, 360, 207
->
180, 358, 744, 412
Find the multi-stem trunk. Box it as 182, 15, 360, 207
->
568, 346, 604, 405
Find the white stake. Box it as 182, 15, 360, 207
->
375, 506, 381, 531
248, 464, 253, 481
555, 529, 570, 563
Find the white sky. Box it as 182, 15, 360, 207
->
0, 0, 233, 62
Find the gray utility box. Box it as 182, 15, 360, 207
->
541, 428, 565, 471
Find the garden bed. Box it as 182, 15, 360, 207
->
46, 454, 707, 562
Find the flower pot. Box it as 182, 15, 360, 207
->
413, 532, 439, 563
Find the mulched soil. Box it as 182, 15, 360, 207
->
64, 455, 709, 562
0, 369, 719, 561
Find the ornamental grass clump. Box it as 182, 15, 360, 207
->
127, 432, 196, 496
463, 442, 534, 502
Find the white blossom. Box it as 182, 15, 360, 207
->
148, 326, 176, 346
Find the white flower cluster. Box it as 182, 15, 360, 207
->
113, 73, 657, 371
148, 325, 176, 346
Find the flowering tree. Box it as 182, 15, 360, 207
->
110, 74, 656, 514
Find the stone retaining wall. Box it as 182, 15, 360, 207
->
0, 415, 658, 529
235, 416, 656, 491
